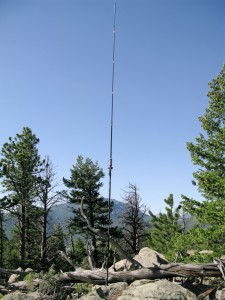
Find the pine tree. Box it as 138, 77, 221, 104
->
4, 228, 21, 268
0, 209, 9, 268
0, 210, 4, 267
148, 194, 182, 256
0, 127, 44, 266
181, 65, 225, 256
47, 223, 70, 272
63, 155, 111, 266
70, 238, 87, 267
187, 65, 225, 201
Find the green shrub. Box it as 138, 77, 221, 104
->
24, 272, 39, 291
75, 283, 92, 298
38, 266, 66, 300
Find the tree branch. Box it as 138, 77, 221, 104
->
80, 197, 143, 269
58, 251, 76, 270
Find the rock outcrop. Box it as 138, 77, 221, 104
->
79, 279, 198, 300
3, 248, 225, 299
117, 279, 197, 300
2, 292, 37, 300
110, 247, 168, 271
8, 268, 23, 284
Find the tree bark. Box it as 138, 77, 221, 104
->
40, 202, 48, 270
20, 201, 26, 264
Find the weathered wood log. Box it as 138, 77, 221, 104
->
0, 268, 34, 276
60, 262, 224, 285
58, 250, 76, 270
160, 262, 221, 278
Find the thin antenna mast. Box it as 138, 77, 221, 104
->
106, 0, 116, 285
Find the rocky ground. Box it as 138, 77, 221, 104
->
1, 248, 225, 300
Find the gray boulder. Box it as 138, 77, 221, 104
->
108, 282, 129, 299
110, 247, 168, 271
79, 282, 128, 300
216, 288, 225, 300
8, 268, 23, 284
133, 247, 168, 268
79, 279, 198, 300
2, 292, 36, 300
117, 279, 197, 300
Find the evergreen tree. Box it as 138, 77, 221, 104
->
147, 194, 182, 256
0, 210, 9, 268
4, 226, 21, 268
47, 223, 70, 272
63, 155, 110, 266
0, 209, 4, 267
72, 238, 87, 266
181, 65, 225, 256
119, 183, 148, 255
0, 127, 44, 266
187, 65, 225, 201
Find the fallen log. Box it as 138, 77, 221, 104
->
160, 262, 221, 277
0, 268, 34, 276
60, 261, 224, 285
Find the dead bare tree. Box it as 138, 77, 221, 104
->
120, 183, 149, 254
35, 156, 62, 270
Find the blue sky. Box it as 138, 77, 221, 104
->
0, 0, 224, 213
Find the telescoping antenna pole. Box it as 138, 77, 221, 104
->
106, 0, 116, 286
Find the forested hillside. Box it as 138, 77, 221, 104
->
3, 199, 150, 237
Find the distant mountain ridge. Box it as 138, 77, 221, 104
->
47, 199, 137, 232
4, 199, 151, 237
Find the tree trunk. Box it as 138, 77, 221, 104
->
0, 210, 3, 267
40, 205, 47, 269
20, 202, 26, 264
